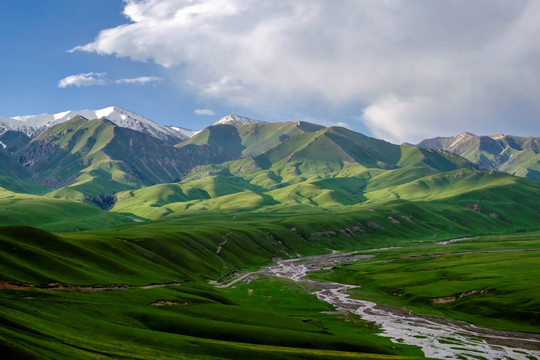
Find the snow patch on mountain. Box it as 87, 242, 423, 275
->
213, 114, 264, 125
0, 116, 14, 135
169, 126, 199, 138
2, 106, 197, 142
449, 132, 476, 148
0, 141, 6, 149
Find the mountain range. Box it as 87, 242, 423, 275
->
0, 106, 538, 216
411, 132, 540, 182
0, 106, 195, 142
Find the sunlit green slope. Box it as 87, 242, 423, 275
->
113, 125, 498, 218
0, 186, 131, 231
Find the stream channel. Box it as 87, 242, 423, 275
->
263, 251, 540, 360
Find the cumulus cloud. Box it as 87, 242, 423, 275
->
115, 76, 163, 84
72, 0, 540, 142
58, 72, 106, 88
194, 109, 215, 116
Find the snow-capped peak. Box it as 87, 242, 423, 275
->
490, 134, 505, 140
54, 110, 71, 121
213, 114, 264, 125
449, 132, 476, 148
1, 106, 198, 142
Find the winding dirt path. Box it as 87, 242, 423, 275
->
214, 272, 260, 288
0, 281, 186, 292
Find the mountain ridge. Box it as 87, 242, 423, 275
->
1, 106, 196, 143
414, 132, 540, 182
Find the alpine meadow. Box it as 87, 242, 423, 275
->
2, 1, 540, 360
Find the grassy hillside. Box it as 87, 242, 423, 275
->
178, 121, 326, 157
0, 187, 132, 232
112, 162, 537, 229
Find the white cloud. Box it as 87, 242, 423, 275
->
194, 109, 215, 116
115, 76, 163, 84
72, 0, 540, 141
58, 72, 106, 88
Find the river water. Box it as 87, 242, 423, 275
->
265, 252, 540, 360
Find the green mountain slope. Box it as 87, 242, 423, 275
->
0, 151, 46, 194
13, 117, 232, 205
178, 121, 326, 158
0, 130, 31, 152
0, 130, 46, 194
112, 126, 534, 224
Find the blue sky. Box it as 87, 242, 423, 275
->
2, 1, 540, 142
0, 1, 226, 131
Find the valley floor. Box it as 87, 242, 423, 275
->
261, 247, 540, 359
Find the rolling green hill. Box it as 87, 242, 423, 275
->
2, 202, 540, 359
114, 125, 489, 218
0, 186, 132, 231
1, 216, 434, 360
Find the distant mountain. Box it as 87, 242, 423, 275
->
9, 116, 229, 205
1, 106, 195, 143
414, 132, 540, 182
3, 105, 538, 214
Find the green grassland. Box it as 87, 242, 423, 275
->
1, 213, 439, 359
0, 280, 419, 360
2, 196, 540, 359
